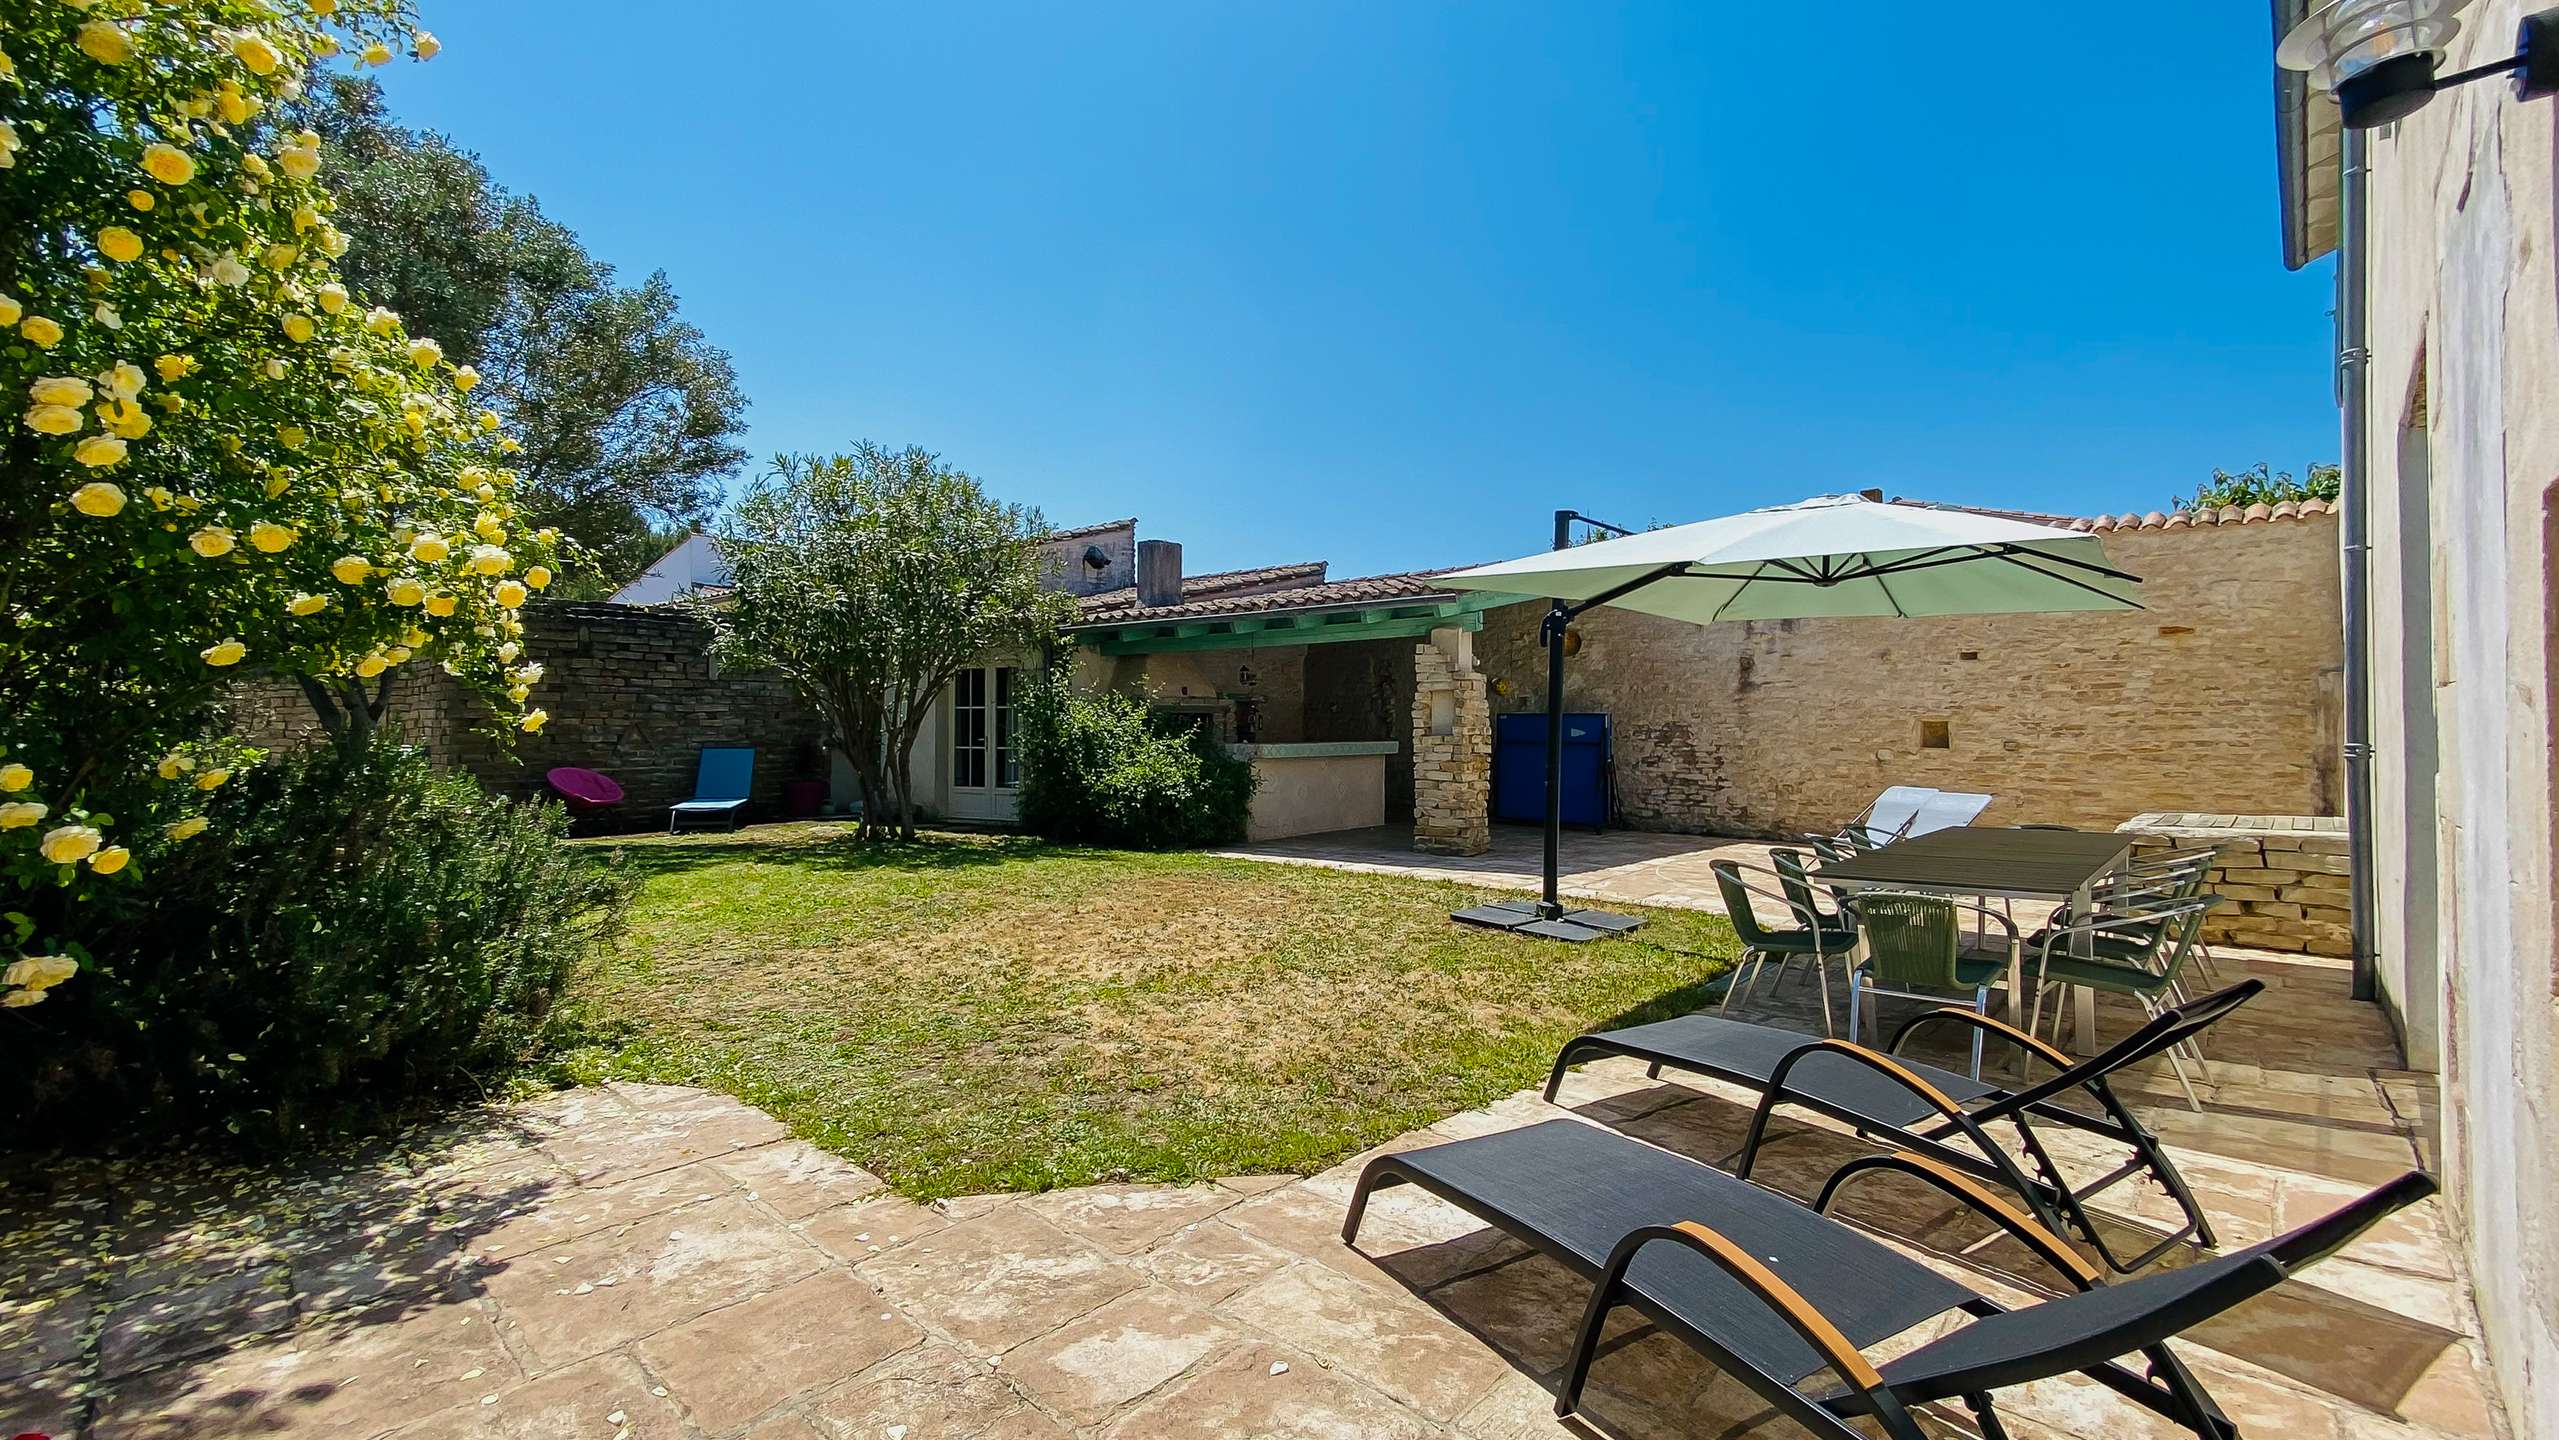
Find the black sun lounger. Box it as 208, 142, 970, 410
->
1544, 979, 2264, 1272
1344, 1117, 2434, 1440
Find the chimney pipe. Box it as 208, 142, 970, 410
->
1136, 539, 1183, 608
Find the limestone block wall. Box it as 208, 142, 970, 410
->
1474, 516, 2344, 835
232, 601, 826, 828
1411, 628, 1491, 855
2118, 813, 2352, 957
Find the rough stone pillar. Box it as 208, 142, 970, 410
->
1411, 627, 1492, 855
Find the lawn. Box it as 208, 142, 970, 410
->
557, 823, 1738, 1198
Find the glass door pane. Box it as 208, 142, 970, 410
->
994, 667, 1018, 787
953, 667, 987, 789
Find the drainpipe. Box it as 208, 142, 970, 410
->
2338, 126, 2379, 1004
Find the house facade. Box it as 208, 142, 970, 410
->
2268, 3, 2559, 1433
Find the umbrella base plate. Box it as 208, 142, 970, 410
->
1451, 900, 1645, 943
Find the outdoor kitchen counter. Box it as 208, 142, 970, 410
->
1225, 741, 1397, 842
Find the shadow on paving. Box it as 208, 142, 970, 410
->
0, 1110, 581, 1437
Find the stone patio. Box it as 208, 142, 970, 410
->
1216, 821, 1774, 912
1, 943, 2489, 1440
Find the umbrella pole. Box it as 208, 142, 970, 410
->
1542, 600, 1569, 919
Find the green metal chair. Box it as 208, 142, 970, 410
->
1710, 858, 1854, 1036
1769, 847, 1855, 943
1844, 892, 2018, 1079
2027, 897, 2221, 1108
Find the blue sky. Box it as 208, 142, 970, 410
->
387, 2, 2336, 578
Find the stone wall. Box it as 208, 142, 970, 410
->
1411, 628, 1491, 855
1475, 515, 2344, 836
2118, 813, 2352, 957
233, 601, 826, 829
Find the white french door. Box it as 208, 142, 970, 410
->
947, 664, 1020, 822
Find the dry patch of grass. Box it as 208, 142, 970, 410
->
557, 823, 1737, 1198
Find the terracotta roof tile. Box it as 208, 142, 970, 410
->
1075, 561, 1330, 619
1071, 567, 1470, 627
1046, 517, 1137, 541
1895, 496, 2335, 535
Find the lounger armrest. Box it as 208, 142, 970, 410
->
1815, 1152, 2101, 1291
1764, 1039, 1973, 1128
1607, 1220, 1888, 1391
1888, 1008, 2073, 1074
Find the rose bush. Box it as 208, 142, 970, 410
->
1, 1, 562, 1007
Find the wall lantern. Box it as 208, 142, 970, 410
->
2279, 0, 2559, 128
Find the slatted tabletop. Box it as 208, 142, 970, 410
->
1813, 826, 2132, 900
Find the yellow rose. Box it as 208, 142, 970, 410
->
477, 409, 501, 431
0, 991, 46, 1009
232, 32, 283, 75
31, 377, 92, 408
278, 147, 320, 182
353, 652, 387, 678
3, 955, 78, 990
286, 592, 328, 616
201, 639, 246, 667
453, 365, 481, 392
364, 306, 400, 336
362, 40, 394, 66
414, 31, 442, 60
216, 87, 253, 126
405, 337, 443, 369
0, 295, 18, 326
316, 283, 348, 315
468, 545, 511, 576
493, 580, 529, 609
166, 815, 209, 841
195, 767, 231, 790
155, 353, 194, 383
423, 593, 458, 617
71, 482, 126, 517
73, 434, 127, 467
313, 0, 340, 14
263, 244, 299, 271
127, 189, 155, 211
89, 846, 130, 875
281, 313, 316, 343
101, 401, 150, 440
386, 577, 426, 607
77, 20, 134, 65
98, 227, 144, 264
157, 751, 194, 779
39, 825, 101, 865
21, 316, 64, 348
0, 763, 29, 792
409, 533, 450, 564
331, 555, 372, 584
0, 801, 46, 829
521, 708, 549, 734
100, 362, 145, 399
189, 526, 235, 558
25, 405, 83, 436
319, 227, 349, 258
473, 512, 506, 544
249, 521, 296, 553
142, 143, 196, 186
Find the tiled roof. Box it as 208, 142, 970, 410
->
1071, 567, 1471, 628
1895, 496, 2337, 535
1076, 561, 1330, 620
1046, 517, 1137, 541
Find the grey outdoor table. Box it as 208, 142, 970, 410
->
1812, 826, 2134, 1046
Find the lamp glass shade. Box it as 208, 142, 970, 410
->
2278, 0, 2470, 86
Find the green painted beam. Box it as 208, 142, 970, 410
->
1081, 609, 1481, 656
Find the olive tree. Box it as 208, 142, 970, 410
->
701, 446, 1074, 841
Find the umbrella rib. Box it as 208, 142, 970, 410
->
1988, 549, 2147, 609
1871, 559, 1912, 619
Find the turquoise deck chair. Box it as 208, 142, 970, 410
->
670, 746, 754, 833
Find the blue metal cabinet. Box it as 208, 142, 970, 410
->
1492, 712, 1611, 829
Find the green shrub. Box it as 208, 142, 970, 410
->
1014, 664, 1257, 848
4, 737, 634, 1148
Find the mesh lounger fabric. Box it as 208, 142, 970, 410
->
1378, 1119, 1973, 1384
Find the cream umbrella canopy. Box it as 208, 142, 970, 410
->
1439, 494, 2143, 940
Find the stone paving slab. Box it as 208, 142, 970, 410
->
2, 950, 2500, 1440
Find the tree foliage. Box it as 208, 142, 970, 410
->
701, 446, 1074, 840
1013, 662, 1257, 849
0, 1, 565, 1009
286, 73, 747, 594
2177, 461, 2341, 512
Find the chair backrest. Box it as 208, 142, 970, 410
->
1991, 979, 2264, 1116
1904, 791, 1993, 837
1769, 849, 1838, 924
1709, 860, 1784, 948
1852, 786, 1938, 844
694, 746, 755, 802
1854, 892, 1964, 989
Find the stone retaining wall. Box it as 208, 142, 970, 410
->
1411, 628, 1492, 855
2118, 812, 2352, 956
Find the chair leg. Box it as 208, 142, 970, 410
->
1967, 988, 1988, 1080
2142, 994, 2204, 1111
1813, 958, 1835, 1037
1846, 973, 1863, 1047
